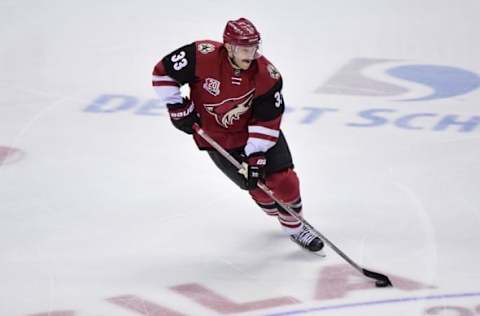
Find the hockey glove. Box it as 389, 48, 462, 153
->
239, 152, 267, 189
166, 97, 199, 135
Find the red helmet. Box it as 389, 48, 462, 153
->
223, 18, 261, 46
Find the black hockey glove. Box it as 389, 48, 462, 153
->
166, 98, 199, 135
239, 152, 267, 190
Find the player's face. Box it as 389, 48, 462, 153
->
230, 45, 258, 70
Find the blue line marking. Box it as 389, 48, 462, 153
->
265, 292, 480, 316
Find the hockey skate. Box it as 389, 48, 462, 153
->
290, 225, 324, 252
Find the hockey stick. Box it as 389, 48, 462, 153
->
193, 123, 392, 287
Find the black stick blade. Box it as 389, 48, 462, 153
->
362, 268, 393, 287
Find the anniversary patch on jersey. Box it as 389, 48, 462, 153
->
203, 78, 221, 96
204, 89, 255, 128
197, 42, 215, 54
267, 64, 281, 80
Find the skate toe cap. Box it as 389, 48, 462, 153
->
308, 238, 324, 252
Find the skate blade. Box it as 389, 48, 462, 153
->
294, 244, 327, 258
310, 249, 326, 258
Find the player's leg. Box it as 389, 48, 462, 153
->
206, 129, 301, 224
249, 168, 324, 252
249, 168, 303, 233
251, 131, 324, 251
205, 130, 323, 251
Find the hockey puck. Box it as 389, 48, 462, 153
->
375, 279, 391, 288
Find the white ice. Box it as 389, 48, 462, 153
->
1, 1, 480, 315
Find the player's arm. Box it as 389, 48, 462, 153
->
240, 74, 285, 189
152, 43, 198, 134
245, 78, 284, 156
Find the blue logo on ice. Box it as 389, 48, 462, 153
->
316, 58, 480, 102
387, 65, 480, 101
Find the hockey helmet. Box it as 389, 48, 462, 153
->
223, 17, 261, 46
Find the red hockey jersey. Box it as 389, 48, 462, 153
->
152, 40, 285, 155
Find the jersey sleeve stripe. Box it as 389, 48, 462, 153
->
248, 133, 278, 142
152, 81, 180, 87
153, 86, 182, 104
152, 75, 176, 81
248, 125, 280, 137
152, 75, 180, 87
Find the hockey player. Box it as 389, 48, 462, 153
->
152, 18, 323, 252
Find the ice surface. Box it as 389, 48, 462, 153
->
1, 1, 479, 315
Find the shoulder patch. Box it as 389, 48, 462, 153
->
267, 64, 281, 80
197, 42, 215, 54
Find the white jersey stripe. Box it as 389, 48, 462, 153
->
244, 138, 276, 156
153, 86, 182, 104
152, 75, 177, 82
248, 125, 280, 138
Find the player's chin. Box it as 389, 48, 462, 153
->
240, 60, 252, 70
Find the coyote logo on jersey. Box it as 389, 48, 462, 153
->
204, 89, 255, 128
